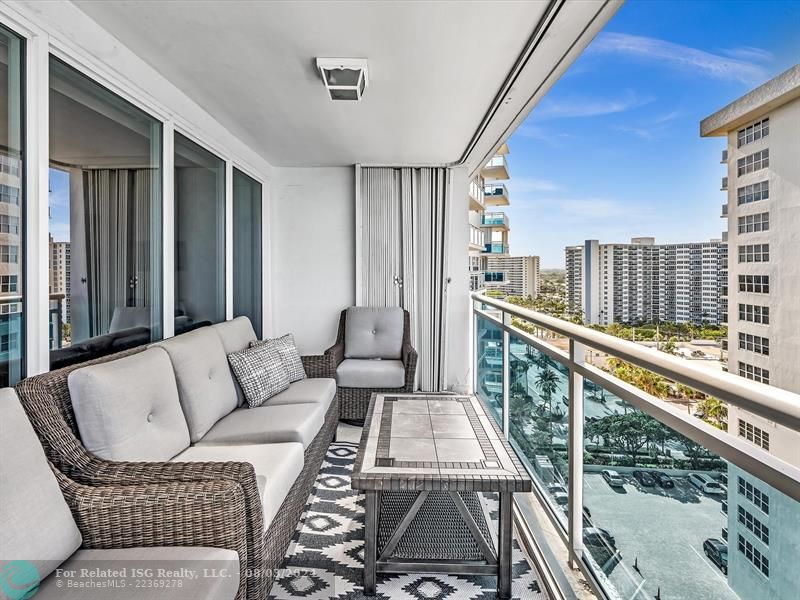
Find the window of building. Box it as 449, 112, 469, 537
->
737, 506, 769, 545
738, 535, 769, 577
738, 275, 769, 293
0, 275, 18, 293
738, 477, 770, 514
738, 212, 769, 234
738, 419, 770, 450
739, 361, 770, 384
0, 214, 19, 235
232, 168, 263, 338
174, 132, 225, 327
737, 180, 769, 205
737, 118, 769, 148
737, 149, 769, 176
739, 332, 769, 355
49, 57, 163, 367
738, 303, 769, 324
738, 244, 769, 263
0, 244, 19, 263
0, 332, 18, 353
0, 184, 19, 205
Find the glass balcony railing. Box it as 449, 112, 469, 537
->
470, 224, 485, 247
481, 212, 509, 228
484, 243, 509, 254
472, 292, 800, 600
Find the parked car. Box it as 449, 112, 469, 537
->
632, 470, 656, 487
649, 470, 675, 488
584, 527, 616, 549
689, 473, 725, 495
601, 469, 625, 487
552, 491, 569, 506
703, 538, 728, 574
547, 483, 567, 496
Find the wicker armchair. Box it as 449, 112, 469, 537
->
325, 308, 417, 422
15, 347, 338, 600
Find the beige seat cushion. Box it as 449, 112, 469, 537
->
265, 378, 336, 412
34, 547, 239, 600
68, 347, 190, 461
172, 442, 304, 529
196, 403, 325, 449
336, 358, 405, 388
0, 389, 82, 583
344, 306, 404, 359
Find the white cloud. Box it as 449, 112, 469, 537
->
589, 32, 768, 84
533, 89, 653, 120
721, 46, 774, 63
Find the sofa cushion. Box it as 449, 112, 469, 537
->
196, 403, 325, 449
344, 307, 404, 359
172, 442, 304, 530
34, 546, 240, 600
336, 358, 405, 388
213, 317, 258, 406
266, 378, 336, 412
252, 334, 306, 383
0, 388, 82, 583
68, 348, 190, 461
153, 327, 238, 442
227, 342, 290, 408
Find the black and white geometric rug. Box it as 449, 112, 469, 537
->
268, 442, 550, 600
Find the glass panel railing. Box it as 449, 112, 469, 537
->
475, 314, 503, 426
581, 383, 799, 600
507, 335, 570, 524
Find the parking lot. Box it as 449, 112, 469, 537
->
583, 471, 739, 600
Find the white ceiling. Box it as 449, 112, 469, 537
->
73, 0, 551, 168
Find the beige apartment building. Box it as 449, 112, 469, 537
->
702, 63, 800, 600
485, 255, 540, 298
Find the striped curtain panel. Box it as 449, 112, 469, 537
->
358, 166, 450, 391
83, 168, 153, 336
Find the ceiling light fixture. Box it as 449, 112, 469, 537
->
316, 58, 369, 101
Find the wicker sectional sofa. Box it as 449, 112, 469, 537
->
16, 316, 338, 600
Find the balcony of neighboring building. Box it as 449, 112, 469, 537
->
721, 202, 728, 217
484, 183, 510, 206
469, 224, 485, 251
481, 154, 510, 181
721, 176, 728, 191
468, 179, 484, 211
721, 149, 728, 163
483, 242, 509, 255
481, 211, 509, 230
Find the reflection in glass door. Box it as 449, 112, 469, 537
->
233, 168, 262, 338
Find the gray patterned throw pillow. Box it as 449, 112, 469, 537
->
227, 342, 290, 408
251, 334, 306, 383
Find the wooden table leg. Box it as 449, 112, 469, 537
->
364, 490, 378, 596
497, 492, 513, 599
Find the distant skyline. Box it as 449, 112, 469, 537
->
503, 0, 800, 268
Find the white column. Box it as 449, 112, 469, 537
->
567, 339, 585, 567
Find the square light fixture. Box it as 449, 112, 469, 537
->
316, 58, 369, 101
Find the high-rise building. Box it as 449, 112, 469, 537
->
565, 237, 726, 326
0, 153, 22, 367
701, 63, 800, 600
484, 255, 540, 298
468, 143, 511, 291
49, 234, 71, 324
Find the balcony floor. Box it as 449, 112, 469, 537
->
268, 434, 550, 600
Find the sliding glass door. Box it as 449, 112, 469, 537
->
174, 132, 225, 329
232, 168, 262, 338
0, 25, 24, 385
49, 57, 163, 369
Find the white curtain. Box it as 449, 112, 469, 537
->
358, 166, 450, 391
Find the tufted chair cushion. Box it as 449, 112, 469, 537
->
344, 307, 404, 359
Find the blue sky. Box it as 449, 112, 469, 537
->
504, 0, 800, 268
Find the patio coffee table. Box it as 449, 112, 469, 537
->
351, 393, 532, 598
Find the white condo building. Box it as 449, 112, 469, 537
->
702, 64, 800, 600
565, 237, 726, 326
485, 255, 540, 298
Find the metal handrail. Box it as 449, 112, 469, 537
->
473, 292, 800, 432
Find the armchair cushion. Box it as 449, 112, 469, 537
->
336, 358, 405, 388
213, 316, 258, 406
0, 388, 82, 582
344, 307, 404, 359
153, 327, 238, 442
172, 442, 304, 530
68, 348, 190, 462
34, 547, 240, 600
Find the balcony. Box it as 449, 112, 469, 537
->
484, 270, 506, 283
484, 242, 509, 255
721, 176, 728, 191
481, 211, 509, 230
722, 231, 728, 241
469, 224, 485, 250
722, 202, 729, 217
481, 154, 510, 181
468, 179, 484, 211
721, 149, 728, 163
473, 292, 800, 600
484, 183, 510, 206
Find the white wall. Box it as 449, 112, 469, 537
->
271, 167, 355, 354
446, 166, 471, 393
